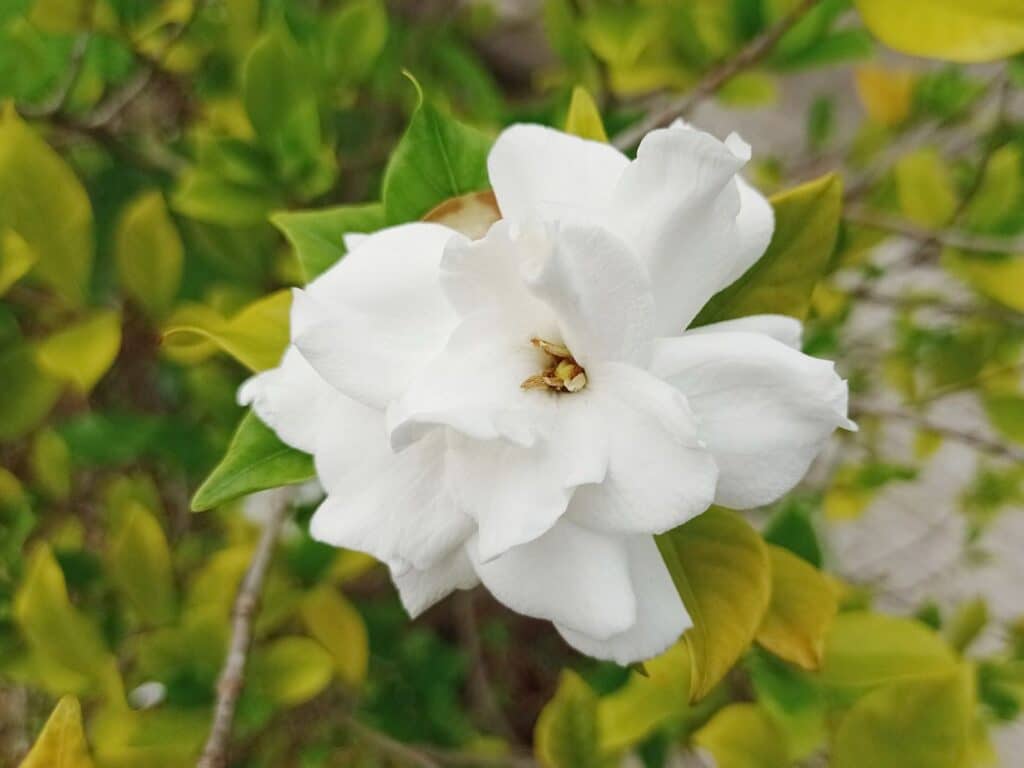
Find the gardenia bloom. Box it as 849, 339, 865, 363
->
240, 122, 854, 664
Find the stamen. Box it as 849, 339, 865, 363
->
522, 337, 588, 393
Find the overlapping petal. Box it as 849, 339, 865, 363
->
652, 331, 854, 509
687, 313, 803, 349
392, 547, 479, 618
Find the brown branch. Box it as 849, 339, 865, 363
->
197, 489, 291, 768
342, 716, 442, 768
453, 591, 516, 741
850, 403, 1024, 463
843, 207, 1024, 255
612, 0, 822, 150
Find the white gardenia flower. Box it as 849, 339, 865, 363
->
240, 122, 854, 664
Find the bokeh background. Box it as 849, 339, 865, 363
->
2, 1, 1024, 766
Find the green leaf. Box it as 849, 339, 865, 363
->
29, 427, 71, 502
326, 0, 388, 84
0, 341, 62, 442
162, 289, 291, 372
746, 651, 827, 760
35, 309, 122, 394
248, 636, 333, 706
271, 203, 385, 283
382, 93, 493, 225
896, 148, 957, 227
831, 668, 973, 768
853, 0, 1024, 62
821, 612, 959, 694
191, 410, 315, 512
534, 669, 601, 768
756, 545, 837, 670
0, 467, 35, 568
656, 508, 771, 701
945, 597, 989, 653
564, 86, 608, 142
717, 72, 779, 107
108, 503, 176, 626
173, 169, 282, 227
300, 585, 369, 690
692, 173, 841, 326
693, 703, 788, 768
115, 191, 184, 319
597, 641, 691, 753
0, 228, 37, 296
21, 696, 95, 768
943, 253, 1024, 312
983, 393, 1024, 444
762, 500, 822, 567
0, 105, 93, 305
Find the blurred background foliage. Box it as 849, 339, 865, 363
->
1, 0, 1024, 766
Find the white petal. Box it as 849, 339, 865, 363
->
557, 536, 691, 664
310, 430, 473, 570
311, 392, 390, 495
610, 124, 773, 334
488, 124, 629, 223
392, 547, 479, 618
237, 346, 333, 453
686, 314, 803, 349
520, 221, 655, 367
566, 362, 717, 535
470, 519, 636, 639
651, 332, 854, 509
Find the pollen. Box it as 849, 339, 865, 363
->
522, 337, 588, 393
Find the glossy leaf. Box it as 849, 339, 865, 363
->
115, 191, 184, 318
693, 703, 788, 768
534, 669, 601, 768
271, 203, 385, 282
564, 86, 608, 142
692, 173, 842, 326
191, 410, 315, 511
0, 105, 93, 305
756, 545, 838, 670
21, 696, 95, 768
300, 585, 369, 690
35, 309, 122, 394
656, 508, 772, 701
163, 289, 291, 372
108, 503, 176, 626
854, 0, 1024, 62
382, 93, 493, 225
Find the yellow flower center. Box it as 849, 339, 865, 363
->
521, 338, 587, 393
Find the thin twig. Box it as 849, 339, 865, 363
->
612, 0, 821, 150
197, 489, 291, 768
843, 208, 1024, 255
343, 716, 442, 768
844, 285, 1024, 329
850, 403, 1024, 463
453, 591, 516, 741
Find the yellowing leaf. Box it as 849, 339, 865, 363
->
163, 289, 291, 371
831, 668, 973, 768
115, 191, 184, 318
0, 341, 62, 441
0, 228, 37, 296
21, 696, 94, 768
943, 252, 1024, 312
656, 508, 771, 701
249, 636, 333, 706
693, 703, 788, 768
564, 86, 608, 142
535, 670, 600, 768
854, 0, 1024, 62
821, 612, 958, 694
35, 309, 122, 394
756, 546, 838, 671
300, 586, 369, 689
597, 641, 690, 753
29, 428, 71, 502
692, 173, 842, 326
0, 106, 93, 305
108, 504, 176, 627
896, 149, 957, 227
854, 65, 915, 126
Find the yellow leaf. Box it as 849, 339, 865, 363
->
115, 191, 184, 318
249, 636, 333, 706
597, 641, 690, 753
656, 508, 771, 701
943, 251, 1024, 312
854, 65, 915, 127
29, 428, 71, 502
535, 670, 600, 768
0, 105, 93, 305
564, 86, 608, 142
163, 289, 291, 371
756, 546, 838, 670
35, 309, 122, 394
693, 703, 788, 768
896, 149, 957, 227
854, 0, 1024, 62
21, 696, 95, 768
108, 504, 176, 627
300, 585, 369, 689
0, 228, 37, 296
